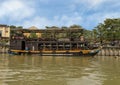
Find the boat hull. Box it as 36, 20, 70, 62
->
8, 49, 100, 56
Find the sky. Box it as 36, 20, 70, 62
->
0, 0, 120, 30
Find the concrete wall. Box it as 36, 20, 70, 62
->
97, 47, 120, 56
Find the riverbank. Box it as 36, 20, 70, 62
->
97, 46, 120, 56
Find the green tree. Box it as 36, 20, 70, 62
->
83, 29, 93, 42
93, 18, 120, 43
93, 23, 107, 44
17, 26, 23, 29
104, 18, 120, 41
29, 33, 38, 38
69, 25, 83, 39
10, 25, 16, 29
69, 24, 83, 29
61, 26, 68, 29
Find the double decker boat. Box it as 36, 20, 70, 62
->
9, 28, 101, 56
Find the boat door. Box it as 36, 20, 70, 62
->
22, 41, 25, 50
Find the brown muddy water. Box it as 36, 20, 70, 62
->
0, 54, 120, 85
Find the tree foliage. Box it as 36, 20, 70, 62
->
29, 33, 38, 38
93, 18, 120, 43
43, 25, 84, 39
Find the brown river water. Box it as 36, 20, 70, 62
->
0, 54, 120, 85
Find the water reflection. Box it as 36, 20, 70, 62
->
0, 54, 120, 85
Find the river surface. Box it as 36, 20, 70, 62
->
0, 54, 120, 85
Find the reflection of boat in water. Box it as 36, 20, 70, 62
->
9, 29, 101, 56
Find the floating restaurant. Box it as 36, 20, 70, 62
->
9, 28, 100, 56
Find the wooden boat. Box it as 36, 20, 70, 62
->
9, 28, 101, 56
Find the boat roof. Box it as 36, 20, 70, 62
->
11, 28, 83, 33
